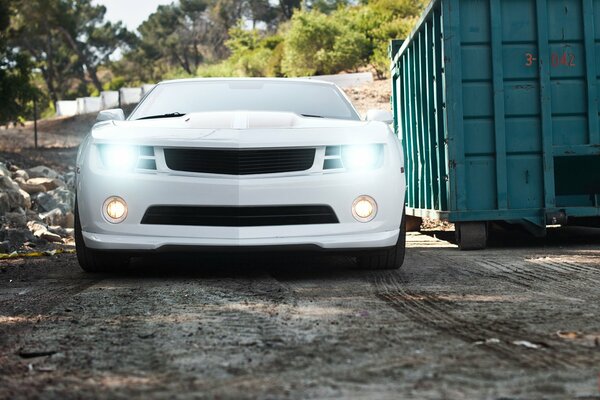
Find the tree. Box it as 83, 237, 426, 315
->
132, 1, 220, 78
0, 0, 38, 124
50, 0, 133, 93
245, 0, 277, 28
307, 0, 353, 13
278, 0, 301, 19
10, 0, 132, 100
356, 0, 427, 77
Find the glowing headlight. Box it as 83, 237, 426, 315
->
99, 145, 139, 170
341, 144, 382, 170
103, 197, 128, 223
352, 195, 377, 223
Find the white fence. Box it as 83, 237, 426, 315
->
76, 97, 101, 115
54, 72, 374, 116
100, 91, 119, 109
55, 101, 78, 117
142, 84, 156, 96
119, 87, 143, 106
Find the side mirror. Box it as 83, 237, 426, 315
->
366, 109, 393, 125
97, 108, 125, 122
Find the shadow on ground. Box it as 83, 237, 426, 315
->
111, 252, 362, 280
420, 224, 600, 249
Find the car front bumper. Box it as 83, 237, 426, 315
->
77, 147, 406, 252
82, 228, 400, 252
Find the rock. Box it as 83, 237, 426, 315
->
63, 172, 76, 190
19, 189, 31, 209
65, 212, 74, 229
26, 209, 41, 222
27, 221, 47, 236
17, 182, 47, 195
39, 208, 74, 228
26, 178, 66, 191
0, 162, 10, 177
41, 231, 63, 243
0, 176, 28, 212
4, 208, 27, 227
26, 166, 59, 180
0, 192, 10, 214
0, 175, 19, 192
38, 207, 74, 229
12, 169, 29, 181
34, 192, 58, 212
27, 221, 62, 242
48, 225, 71, 238
35, 187, 74, 213
6, 228, 36, 245
0, 240, 12, 253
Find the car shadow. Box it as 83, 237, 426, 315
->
420, 224, 600, 248
115, 251, 365, 281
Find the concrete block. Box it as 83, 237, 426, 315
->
55, 101, 78, 117
119, 87, 143, 105
100, 91, 119, 110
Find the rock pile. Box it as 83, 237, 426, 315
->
0, 161, 76, 253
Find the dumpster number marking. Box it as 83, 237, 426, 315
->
525, 53, 537, 67
525, 52, 576, 68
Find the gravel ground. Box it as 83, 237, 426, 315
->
1, 228, 599, 399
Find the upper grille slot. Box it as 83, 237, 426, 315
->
163, 148, 316, 175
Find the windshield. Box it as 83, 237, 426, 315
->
129, 80, 360, 121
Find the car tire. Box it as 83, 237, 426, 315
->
75, 200, 130, 273
359, 214, 406, 270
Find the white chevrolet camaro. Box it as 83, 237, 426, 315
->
75, 78, 406, 272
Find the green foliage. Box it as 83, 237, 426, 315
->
196, 62, 237, 78
281, 9, 369, 76
102, 76, 126, 91
224, 27, 284, 77
358, 0, 426, 77
0, 0, 38, 124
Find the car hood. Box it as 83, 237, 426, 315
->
90, 111, 391, 148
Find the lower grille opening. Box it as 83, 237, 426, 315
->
141, 205, 339, 227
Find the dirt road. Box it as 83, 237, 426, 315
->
1, 228, 599, 399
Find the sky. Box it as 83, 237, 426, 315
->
93, 0, 175, 31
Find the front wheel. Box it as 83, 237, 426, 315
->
359, 216, 406, 270
75, 200, 130, 273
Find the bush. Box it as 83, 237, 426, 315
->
281, 9, 369, 77
196, 62, 237, 77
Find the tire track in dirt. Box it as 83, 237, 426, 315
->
473, 257, 600, 302
373, 271, 594, 369
423, 250, 600, 303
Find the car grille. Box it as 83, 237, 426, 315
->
163, 148, 316, 175
141, 205, 339, 227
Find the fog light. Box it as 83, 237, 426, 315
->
103, 197, 128, 223
352, 195, 377, 223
